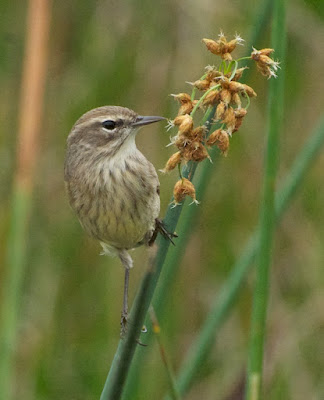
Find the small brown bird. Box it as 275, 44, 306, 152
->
64, 106, 173, 335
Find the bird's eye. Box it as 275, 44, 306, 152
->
102, 120, 116, 130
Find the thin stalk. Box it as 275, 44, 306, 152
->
245, 1, 286, 399
170, 114, 324, 398
0, 1, 51, 398
150, 308, 181, 400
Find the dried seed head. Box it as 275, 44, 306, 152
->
205, 68, 222, 81
178, 102, 194, 116
251, 47, 280, 79
173, 115, 194, 134
202, 89, 220, 106
220, 89, 232, 105
171, 93, 192, 104
207, 129, 230, 155
173, 178, 198, 205
203, 33, 244, 61
206, 129, 222, 146
242, 84, 257, 98
222, 107, 236, 132
216, 101, 227, 120
190, 126, 207, 141
231, 92, 242, 107
233, 108, 247, 132
202, 38, 222, 55
161, 151, 182, 173
182, 142, 209, 162
228, 81, 246, 93
193, 79, 211, 91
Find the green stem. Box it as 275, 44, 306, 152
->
237, 56, 253, 62
0, 187, 32, 399
150, 308, 181, 400
229, 60, 238, 80
245, 1, 286, 399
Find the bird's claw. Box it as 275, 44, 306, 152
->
120, 311, 128, 338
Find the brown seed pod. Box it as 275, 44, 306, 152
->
233, 108, 248, 132
216, 101, 226, 120
228, 81, 246, 93
242, 84, 257, 98
161, 151, 182, 173
202, 38, 222, 55
178, 102, 194, 116
171, 93, 192, 104
173, 178, 198, 205
207, 129, 229, 155
222, 107, 236, 132
182, 142, 209, 162
202, 89, 220, 106
231, 92, 242, 107
190, 126, 207, 142
193, 79, 211, 91
174, 134, 190, 149
220, 89, 232, 105
173, 115, 194, 134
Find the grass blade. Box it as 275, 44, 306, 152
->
245, 0, 286, 398
0, 1, 51, 398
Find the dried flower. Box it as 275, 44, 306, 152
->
192, 79, 211, 91
216, 101, 227, 120
173, 178, 199, 206
190, 126, 207, 141
173, 115, 194, 135
231, 92, 242, 107
182, 141, 210, 162
251, 47, 280, 79
203, 32, 244, 61
242, 83, 257, 98
207, 129, 230, 155
222, 107, 236, 132
161, 151, 182, 173
171, 93, 196, 116
233, 108, 247, 132
202, 89, 220, 106
220, 88, 232, 105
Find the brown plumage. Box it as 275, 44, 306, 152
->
64, 106, 165, 335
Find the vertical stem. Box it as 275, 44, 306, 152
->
245, 0, 286, 399
0, 0, 51, 398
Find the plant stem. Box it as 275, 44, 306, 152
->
150, 308, 181, 400
245, 0, 286, 399
0, 1, 51, 398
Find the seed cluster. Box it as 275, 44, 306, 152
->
162, 32, 279, 206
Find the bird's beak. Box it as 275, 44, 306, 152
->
132, 115, 166, 127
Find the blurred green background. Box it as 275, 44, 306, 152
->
1, 0, 324, 399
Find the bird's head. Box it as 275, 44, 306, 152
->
67, 106, 165, 154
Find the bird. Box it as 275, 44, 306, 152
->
64, 106, 175, 336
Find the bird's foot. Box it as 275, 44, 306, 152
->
120, 311, 128, 338
149, 218, 178, 246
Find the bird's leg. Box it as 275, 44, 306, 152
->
121, 267, 129, 336
118, 250, 133, 338
149, 218, 178, 246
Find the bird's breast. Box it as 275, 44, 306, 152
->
67, 152, 160, 249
